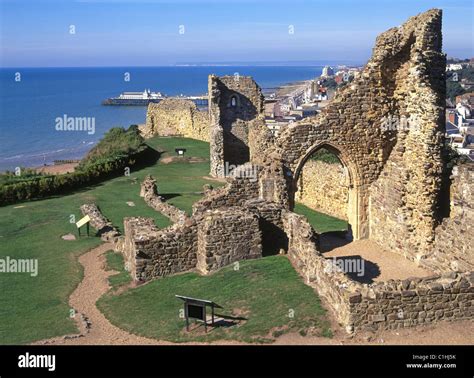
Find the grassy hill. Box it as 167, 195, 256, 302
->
0, 136, 344, 344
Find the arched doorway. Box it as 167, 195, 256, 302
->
292, 143, 367, 240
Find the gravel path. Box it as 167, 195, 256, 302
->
35, 243, 168, 345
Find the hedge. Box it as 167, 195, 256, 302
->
0, 147, 157, 206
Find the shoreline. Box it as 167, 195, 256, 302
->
1, 77, 318, 175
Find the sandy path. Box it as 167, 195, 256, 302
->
35, 243, 168, 345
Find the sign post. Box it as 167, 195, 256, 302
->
76, 215, 91, 237
176, 295, 222, 332
175, 148, 186, 157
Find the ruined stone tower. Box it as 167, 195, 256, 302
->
208, 75, 265, 177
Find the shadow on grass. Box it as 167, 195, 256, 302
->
160, 193, 182, 201
186, 313, 248, 333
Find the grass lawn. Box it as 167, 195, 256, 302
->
98, 255, 331, 343
294, 203, 348, 234
105, 250, 132, 290
0, 136, 222, 344
0, 136, 342, 344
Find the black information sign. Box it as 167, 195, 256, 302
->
176, 295, 223, 332
187, 303, 205, 321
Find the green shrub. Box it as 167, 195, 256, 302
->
309, 148, 341, 165
78, 125, 145, 170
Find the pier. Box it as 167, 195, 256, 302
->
102, 89, 208, 106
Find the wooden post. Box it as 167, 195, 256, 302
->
185, 303, 189, 331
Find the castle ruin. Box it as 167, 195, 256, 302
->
112, 9, 473, 334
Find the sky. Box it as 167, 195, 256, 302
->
0, 0, 472, 67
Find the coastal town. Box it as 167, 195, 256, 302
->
445, 59, 474, 160
104, 60, 474, 163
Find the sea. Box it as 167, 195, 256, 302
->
0, 66, 323, 171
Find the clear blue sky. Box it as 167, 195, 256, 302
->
0, 0, 472, 67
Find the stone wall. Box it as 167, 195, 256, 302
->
282, 209, 474, 333
193, 163, 261, 214
282, 211, 356, 330
295, 159, 349, 220
426, 164, 474, 272
140, 175, 187, 224
261, 9, 446, 249
196, 209, 262, 274
349, 271, 473, 332
122, 216, 198, 281
248, 118, 274, 165
121, 206, 264, 281
142, 99, 209, 141
209, 75, 265, 177
80, 203, 120, 242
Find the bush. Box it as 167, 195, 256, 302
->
309, 148, 341, 165
78, 125, 145, 170
0, 168, 48, 186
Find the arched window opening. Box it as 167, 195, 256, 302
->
230, 95, 238, 107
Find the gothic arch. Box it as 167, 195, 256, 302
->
292, 142, 368, 240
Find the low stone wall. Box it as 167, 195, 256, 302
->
80, 203, 120, 242
282, 210, 357, 331
295, 160, 349, 220
141, 99, 209, 141
121, 205, 264, 281
193, 164, 261, 214
140, 175, 187, 224
349, 272, 473, 332
196, 208, 262, 274
122, 216, 198, 281
282, 209, 474, 333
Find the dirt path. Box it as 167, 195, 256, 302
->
33, 242, 473, 346
34, 243, 168, 345
274, 320, 474, 345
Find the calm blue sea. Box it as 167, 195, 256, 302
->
0, 66, 322, 171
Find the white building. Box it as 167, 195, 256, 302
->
321, 66, 334, 77
446, 63, 463, 71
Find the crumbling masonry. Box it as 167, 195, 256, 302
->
116, 9, 472, 333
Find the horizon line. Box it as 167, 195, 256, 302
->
0, 62, 367, 69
